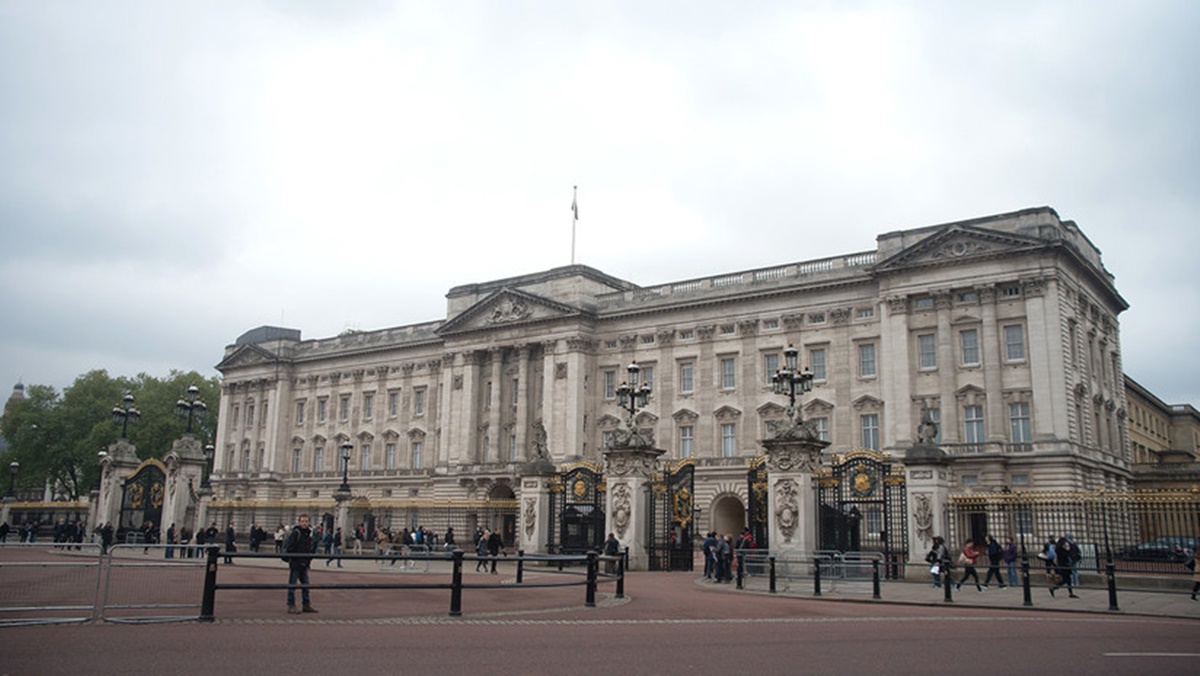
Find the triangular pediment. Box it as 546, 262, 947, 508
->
216, 344, 282, 371
755, 401, 787, 417
876, 225, 1045, 271
438, 287, 585, 335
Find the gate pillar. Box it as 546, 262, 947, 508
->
160, 435, 209, 539
760, 431, 829, 557
604, 432, 664, 571
96, 438, 141, 530
519, 454, 557, 555
904, 441, 953, 569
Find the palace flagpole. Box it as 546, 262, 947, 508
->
571, 185, 578, 265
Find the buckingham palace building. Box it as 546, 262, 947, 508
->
209, 206, 1132, 552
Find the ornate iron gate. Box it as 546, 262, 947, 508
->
120, 460, 166, 534
747, 456, 769, 550
647, 458, 695, 571
817, 450, 907, 576
548, 463, 606, 554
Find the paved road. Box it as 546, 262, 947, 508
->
2, 549, 1198, 676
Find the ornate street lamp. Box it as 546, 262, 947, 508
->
615, 360, 652, 429
176, 384, 208, 435
338, 441, 353, 494
772, 344, 814, 422
111, 393, 141, 439
202, 444, 215, 489
7, 461, 18, 498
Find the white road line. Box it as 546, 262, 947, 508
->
1104, 653, 1200, 657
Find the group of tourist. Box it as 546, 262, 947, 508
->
926, 532, 1084, 597
701, 529, 757, 583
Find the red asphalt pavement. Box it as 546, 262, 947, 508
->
3, 552, 1199, 675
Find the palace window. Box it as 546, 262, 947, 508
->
363, 392, 374, 421
679, 425, 694, 458
810, 348, 827, 381
413, 389, 426, 416
858, 343, 877, 378
720, 357, 736, 390
679, 362, 695, 394
1004, 324, 1026, 362
720, 423, 737, 457
960, 329, 980, 366
918, 334, 937, 370
860, 414, 880, 451
295, 401, 305, 425
1009, 402, 1032, 443
964, 405, 985, 444
763, 353, 780, 386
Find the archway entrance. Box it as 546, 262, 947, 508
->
711, 494, 746, 538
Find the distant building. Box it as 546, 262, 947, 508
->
1125, 375, 1200, 489
212, 206, 1135, 538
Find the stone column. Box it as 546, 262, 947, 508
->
514, 345, 530, 462
904, 442, 953, 569
96, 438, 141, 529
760, 430, 829, 557
160, 434, 208, 539
487, 347, 504, 463
603, 430, 664, 571
518, 449, 556, 554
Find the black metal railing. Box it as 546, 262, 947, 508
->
199, 546, 626, 621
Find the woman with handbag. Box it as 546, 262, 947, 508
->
926, 536, 949, 588
955, 539, 984, 592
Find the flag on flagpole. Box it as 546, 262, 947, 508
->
571, 187, 578, 220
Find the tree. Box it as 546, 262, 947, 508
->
0, 370, 221, 500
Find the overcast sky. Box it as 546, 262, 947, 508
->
1, 2, 1197, 410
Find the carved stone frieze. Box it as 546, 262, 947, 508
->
555, 362, 568, 379
912, 492, 933, 548
781, 313, 804, 330
619, 334, 637, 350
696, 325, 716, 341
737, 319, 759, 336
829, 307, 851, 325
886, 296, 909, 314
764, 445, 820, 473
523, 497, 537, 539
656, 330, 675, 345
611, 482, 633, 539
774, 478, 800, 544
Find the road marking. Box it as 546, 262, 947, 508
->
1104, 653, 1200, 657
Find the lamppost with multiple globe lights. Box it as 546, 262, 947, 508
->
111, 393, 141, 438
202, 444, 215, 489
338, 441, 353, 494
176, 384, 208, 435
772, 344, 814, 422
7, 461, 18, 498
615, 361, 652, 428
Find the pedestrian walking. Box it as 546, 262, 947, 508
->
955, 539, 984, 592
476, 529, 490, 572
926, 536, 949, 587
487, 528, 504, 574
983, 534, 1006, 588
326, 527, 343, 567
1048, 536, 1079, 598
283, 514, 318, 614
1002, 536, 1019, 587
224, 522, 237, 564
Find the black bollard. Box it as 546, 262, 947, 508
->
813, 558, 822, 596
516, 549, 525, 584
1021, 557, 1032, 607
449, 548, 464, 617
736, 552, 745, 590
615, 548, 625, 599
200, 545, 219, 622
872, 559, 881, 599
1106, 562, 1120, 612
769, 555, 777, 594
943, 566, 953, 603
586, 550, 598, 607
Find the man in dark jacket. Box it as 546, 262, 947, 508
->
224, 522, 236, 564
603, 532, 620, 574
284, 514, 318, 614
983, 534, 1006, 588
486, 529, 503, 574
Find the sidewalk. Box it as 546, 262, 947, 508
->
728, 572, 1200, 619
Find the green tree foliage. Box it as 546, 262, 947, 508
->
0, 370, 220, 500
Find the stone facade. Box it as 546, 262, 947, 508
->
211, 206, 1133, 546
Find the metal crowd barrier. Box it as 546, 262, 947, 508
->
376, 544, 432, 572
101, 544, 208, 623
0, 542, 105, 626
